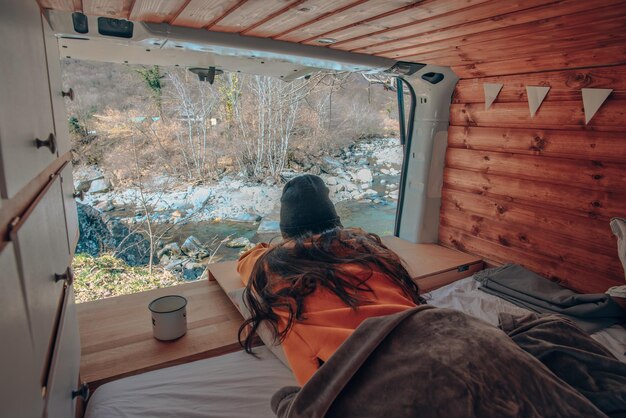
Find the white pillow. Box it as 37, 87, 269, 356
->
227, 287, 292, 370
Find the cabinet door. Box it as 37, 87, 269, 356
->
43, 14, 72, 157
45, 286, 81, 418
0, 242, 45, 418
0, 0, 56, 198
11, 175, 70, 381
60, 163, 79, 255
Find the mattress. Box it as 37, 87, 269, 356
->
85, 346, 296, 418
86, 276, 625, 418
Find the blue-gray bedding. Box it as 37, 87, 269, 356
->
474, 264, 624, 333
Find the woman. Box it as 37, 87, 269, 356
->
237, 174, 423, 385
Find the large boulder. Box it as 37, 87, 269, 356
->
89, 178, 112, 193
76, 203, 150, 266
181, 236, 210, 259
226, 236, 252, 248
320, 156, 343, 174
354, 168, 373, 183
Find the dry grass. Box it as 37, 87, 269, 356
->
73, 253, 182, 303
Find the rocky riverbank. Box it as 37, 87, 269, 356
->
73, 137, 403, 279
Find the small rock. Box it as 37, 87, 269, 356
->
183, 266, 205, 281
89, 178, 112, 194
226, 237, 252, 248
280, 171, 299, 180
345, 183, 358, 192
228, 213, 262, 223
308, 165, 321, 175
354, 168, 373, 183
257, 219, 280, 234
320, 156, 343, 174
325, 176, 339, 186
181, 236, 209, 258
95, 199, 115, 212
165, 259, 185, 271
158, 242, 181, 259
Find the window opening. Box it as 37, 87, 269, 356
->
63, 61, 403, 302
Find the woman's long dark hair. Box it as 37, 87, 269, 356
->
237, 227, 423, 353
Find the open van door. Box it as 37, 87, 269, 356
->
394, 66, 459, 243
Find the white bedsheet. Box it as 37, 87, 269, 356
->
87, 276, 625, 418
426, 277, 626, 362
85, 346, 296, 418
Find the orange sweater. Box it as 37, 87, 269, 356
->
237, 243, 416, 385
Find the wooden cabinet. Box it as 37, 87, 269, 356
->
45, 287, 81, 418
0, 3, 81, 418
0, 0, 58, 198
43, 15, 72, 157
60, 162, 80, 255
0, 242, 45, 418
11, 175, 70, 381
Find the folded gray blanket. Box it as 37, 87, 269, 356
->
499, 312, 626, 417
475, 264, 624, 332
272, 306, 607, 418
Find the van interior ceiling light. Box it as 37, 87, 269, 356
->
98, 17, 134, 38
71, 12, 88, 34
188, 67, 223, 84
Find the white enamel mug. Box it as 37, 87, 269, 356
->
149, 295, 188, 341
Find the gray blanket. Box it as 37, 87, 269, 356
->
272, 306, 608, 418
475, 264, 624, 333
499, 312, 626, 418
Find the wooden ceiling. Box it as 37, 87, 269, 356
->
37, 0, 626, 78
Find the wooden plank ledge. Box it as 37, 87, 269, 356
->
76, 280, 244, 391
209, 237, 484, 297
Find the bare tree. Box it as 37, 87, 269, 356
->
230, 74, 311, 179
167, 71, 220, 181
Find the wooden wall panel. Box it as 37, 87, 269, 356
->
38, 0, 82, 11
445, 148, 626, 191
441, 60, 626, 293
243, 0, 357, 37
451, 44, 626, 79
128, 0, 189, 23
443, 168, 625, 219
346, 0, 617, 54
170, 0, 240, 28
441, 204, 623, 278
441, 188, 615, 250
276, 0, 416, 43
82, 0, 134, 18
447, 127, 626, 163
453, 66, 626, 104
449, 100, 626, 132
386, 5, 626, 60
440, 225, 620, 294
309, 0, 495, 47
210, 0, 300, 32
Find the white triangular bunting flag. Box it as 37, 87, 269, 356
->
582, 88, 613, 124
526, 86, 550, 117
483, 83, 503, 110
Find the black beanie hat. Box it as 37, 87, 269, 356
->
280, 174, 342, 238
